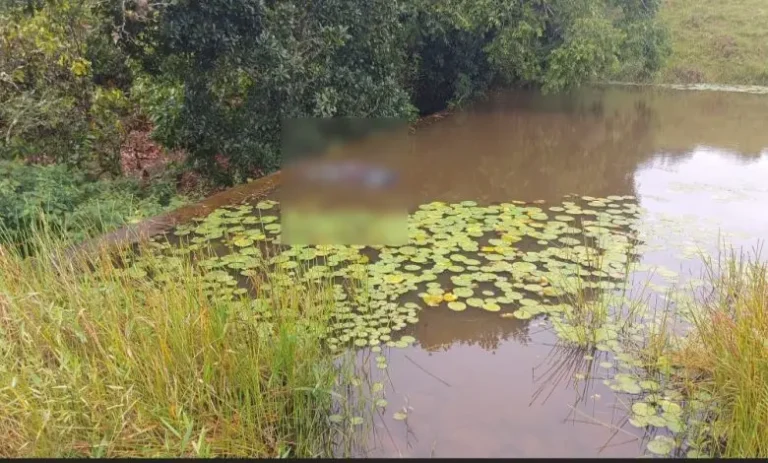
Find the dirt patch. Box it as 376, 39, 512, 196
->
713, 35, 739, 59
120, 124, 185, 178
671, 67, 706, 84
118, 123, 218, 197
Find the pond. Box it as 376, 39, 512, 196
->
125, 85, 768, 458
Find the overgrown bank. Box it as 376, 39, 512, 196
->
667, 253, 768, 457
1, 0, 668, 247
5, 0, 768, 459
0, 225, 358, 457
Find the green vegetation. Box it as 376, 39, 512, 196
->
669, 253, 768, 457
0, 1, 670, 457
657, 0, 768, 85
2, 189, 767, 458
125, 0, 665, 183
2, 0, 668, 190
144, 197, 642, 353
0, 0, 192, 246
5, 0, 768, 459
0, 224, 359, 457
0, 160, 188, 247
102, 194, 768, 458
0, 0, 133, 174
550, 245, 768, 458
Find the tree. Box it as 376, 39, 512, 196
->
0, 0, 134, 176
115, 0, 668, 184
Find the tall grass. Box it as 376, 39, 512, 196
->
0, 223, 351, 457
551, 233, 768, 457
671, 250, 768, 457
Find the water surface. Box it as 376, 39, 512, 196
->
132, 85, 768, 458
342, 86, 768, 458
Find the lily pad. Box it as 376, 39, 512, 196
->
482, 302, 501, 312
632, 402, 654, 417
646, 436, 675, 456
448, 301, 467, 311
513, 309, 533, 320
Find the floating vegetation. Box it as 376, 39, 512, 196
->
647, 435, 677, 456
123, 195, 647, 356
120, 193, 733, 458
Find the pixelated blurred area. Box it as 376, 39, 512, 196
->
280, 118, 410, 246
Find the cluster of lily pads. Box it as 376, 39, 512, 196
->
123, 194, 647, 351
121, 193, 719, 457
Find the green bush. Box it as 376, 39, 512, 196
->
114, 0, 667, 185
118, 0, 416, 184
0, 0, 134, 176
2, 0, 669, 187
0, 160, 189, 246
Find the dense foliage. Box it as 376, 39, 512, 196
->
114, 0, 668, 184
0, 0, 669, 230
0, 0, 135, 175
0, 160, 187, 245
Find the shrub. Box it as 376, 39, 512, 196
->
0, 0, 134, 175
114, 0, 668, 185
0, 160, 189, 246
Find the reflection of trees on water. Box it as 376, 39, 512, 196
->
583, 86, 768, 158
404, 306, 532, 353
392, 87, 659, 205
377, 85, 768, 208
646, 146, 768, 173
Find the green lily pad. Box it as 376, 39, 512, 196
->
629, 416, 648, 428
617, 381, 643, 394
453, 287, 475, 298
660, 400, 682, 415
467, 298, 484, 308
482, 302, 501, 312
448, 301, 467, 311
513, 309, 533, 320
647, 415, 667, 427
632, 402, 654, 417
639, 380, 660, 391
646, 436, 675, 455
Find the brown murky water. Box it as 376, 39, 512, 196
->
114, 85, 768, 458
325, 86, 768, 458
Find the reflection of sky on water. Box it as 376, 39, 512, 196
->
337, 88, 768, 458
633, 148, 768, 284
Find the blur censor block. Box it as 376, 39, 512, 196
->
279, 118, 409, 246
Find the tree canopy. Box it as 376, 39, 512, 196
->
1, 0, 668, 184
